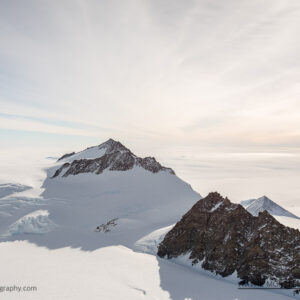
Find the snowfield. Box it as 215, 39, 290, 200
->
36, 166, 200, 250
0, 183, 32, 199
5, 210, 57, 236
0, 241, 295, 300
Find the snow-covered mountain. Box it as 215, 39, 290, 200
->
0, 139, 200, 251
241, 196, 300, 219
52, 138, 174, 177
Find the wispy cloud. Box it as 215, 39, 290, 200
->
0, 0, 300, 152
0, 115, 99, 137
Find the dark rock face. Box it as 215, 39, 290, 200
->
57, 152, 75, 161
136, 157, 175, 174
52, 139, 174, 178
158, 192, 300, 288
95, 218, 118, 233
51, 163, 70, 178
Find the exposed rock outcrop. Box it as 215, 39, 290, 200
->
52, 139, 174, 178
158, 192, 300, 288
95, 218, 118, 233
57, 152, 75, 161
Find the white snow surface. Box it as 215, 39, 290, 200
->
0, 183, 32, 199
135, 224, 174, 254
60, 146, 106, 162
0, 241, 295, 300
209, 200, 223, 212
38, 166, 200, 250
5, 210, 57, 236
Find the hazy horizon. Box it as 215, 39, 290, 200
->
1, 0, 300, 211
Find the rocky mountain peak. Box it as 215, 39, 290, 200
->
158, 192, 300, 288
97, 139, 131, 155
52, 139, 175, 178
257, 195, 271, 205
188, 192, 240, 215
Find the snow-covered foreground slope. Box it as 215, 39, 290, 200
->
0, 241, 294, 300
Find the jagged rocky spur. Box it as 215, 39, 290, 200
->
158, 192, 300, 288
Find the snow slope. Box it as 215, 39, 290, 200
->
0, 140, 201, 251
241, 196, 300, 219
135, 224, 174, 254
58, 145, 106, 162
37, 166, 200, 250
0, 241, 295, 300
0, 183, 31, 199
5, 210, 57, 236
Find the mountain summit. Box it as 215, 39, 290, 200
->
53, 139, 174, 178
16, 138, 202, 250
241, 196, 300, 219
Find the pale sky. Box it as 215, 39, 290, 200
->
1, 0, 300, 208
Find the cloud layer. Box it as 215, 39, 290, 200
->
1, 0, 300, 207
1, 0, 300, 151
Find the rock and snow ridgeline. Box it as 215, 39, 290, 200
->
157, 192, 300, 289
52, 139, 175, 178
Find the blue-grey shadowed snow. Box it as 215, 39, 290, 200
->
240, 196, 300, 219
156, 257, 293, 300
0, 183, 31, 198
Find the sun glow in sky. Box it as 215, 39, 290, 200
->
1, 0, 300, 208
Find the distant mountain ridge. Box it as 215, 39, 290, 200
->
241, 196, 299, 219
52, 138, 174, 178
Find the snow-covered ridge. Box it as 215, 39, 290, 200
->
0, 183, 32, 199
4, 210, 57, 236
135, 224, 174, 254
241, 196, 300, 219
52, 139, 175, 177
